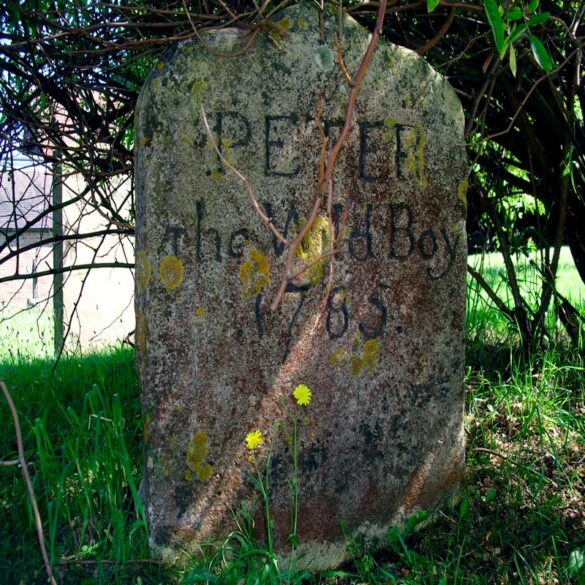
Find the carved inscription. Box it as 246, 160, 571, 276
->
155, 112, 461, 358
161, 200, 460, 274
208, 111, 426, 183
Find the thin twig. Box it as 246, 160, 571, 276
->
467, 264, 512, 320
200, 105, 288, 246
1, 380, 58, 585
59, 558, 166, 565
472, 447, 557, 486
0, 262, 134, 284
336, 42, 354, 86
270, 0, 388, 311
289, 250, 338, 281
484, 43, 585, 142
417, 8, 455, 55
183, 0, 263, 58
0, 459, 20, 466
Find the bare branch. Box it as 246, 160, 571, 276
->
0, 380, 58, 585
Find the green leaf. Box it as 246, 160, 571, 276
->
527, 0, 539, 12
567, 549, 585, 578
387, 526, 402, 550
506, 23, 528, 46
111, 393, 122, 424
506, 7, 523, 21
485, 487, 497, 502
509, 45, 517, 77
527, 12, 550, 26
459, 496, 470, 519
427, 0, 441, 12
404, 510, 428, 534
530, 35, 553, 71
484, 0, 506, 56
181, 566, 219, 584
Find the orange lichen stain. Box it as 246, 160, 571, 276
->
159, 255, 184, 291
136, 250, 152, 293
296, 216, 330, 286
240, 249, 270, 297
195, 307, 206, 317
186, 431, 213, 482
457, 179, 468, 210
136, 310, 146, 355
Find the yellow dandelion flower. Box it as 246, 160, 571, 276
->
245, 429, 263, 450
293, 384, 312, 406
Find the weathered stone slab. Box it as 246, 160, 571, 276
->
135, 3, 467, 570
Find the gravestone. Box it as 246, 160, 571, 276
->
135, 3, 467, 570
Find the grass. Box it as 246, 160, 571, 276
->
0, 304, 54, 360
0, 252, 583, 584
466, 246, 585, 365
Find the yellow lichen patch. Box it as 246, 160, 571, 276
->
210, 169, 225, 182
403, 125, 427, 190
197, 463, 213, 481
142, 411, 152, 444
139, 135, 149, 147
296, 216, 330, 286
277, 16, 291, 32
329, 347, 346, 366
136, 309, 146, 355
362, 339, 379, 373
268, 17, 290, 45
195, 307, 206, 317
457, 178, 468, 210
382, 117, 398, 142
136, 250, 152, 293
297, 17, 307, 28
191, 79, 207, 95
350, 354, 361, 376
240, 249, 270, 298
156, 61, 165, 71
159, 255, 184, 291
186, 431, 213, 482
345, 335, 380, 376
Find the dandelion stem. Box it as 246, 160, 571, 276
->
290, 410, 299, 549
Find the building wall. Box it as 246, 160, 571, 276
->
0, 231, 53, 309
1, 163, 54, 311
1, 162, 136, 352
60, 173, 135, 351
